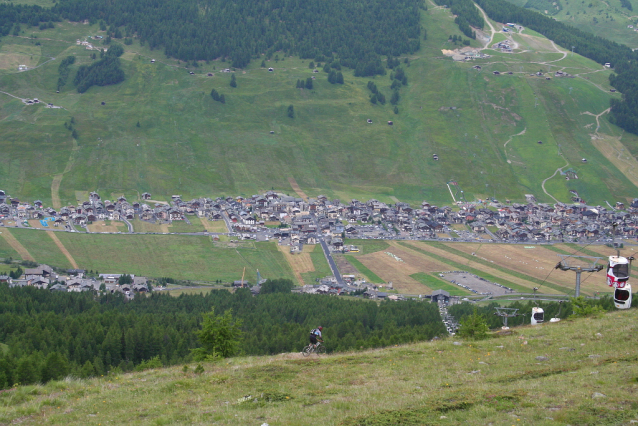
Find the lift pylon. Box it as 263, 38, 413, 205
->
555, 255, 603, 297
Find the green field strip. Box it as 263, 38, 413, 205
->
426, 242, 568, 293
396, 242, 532, 293
543, 245, 573, 256
344, 255, 385, 284
409, 272, 472, 296
344, 239, 390, 255
11, 230, 73, 268
310, 249, 333, 277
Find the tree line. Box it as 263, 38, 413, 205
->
474, 0, 638, 135
50, 0, 423, 76
0, 281, 445, 388
433, 0, 483, 39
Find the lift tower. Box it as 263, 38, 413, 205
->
555, 255, 603, 297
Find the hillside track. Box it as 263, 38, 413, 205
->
475, 2, 497, 48
541, 161, 569, 204
288, 177, 308, 201
503, 127, 527, 164
0, 228, 35, 261
47, 231, 79, 269
51, 138, 79, 209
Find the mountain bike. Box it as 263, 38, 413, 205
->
302, 342, 326, 356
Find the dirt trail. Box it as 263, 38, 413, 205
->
541, 161, 569, 204
288, 177, 308, 201
46, 231, 78, 268
475, 3, 496, 49
0, 229, 35, 261
503, 127, 527, 164
546, 40, 568, 63
51, 138, 79, 209
582, 107, 611, 131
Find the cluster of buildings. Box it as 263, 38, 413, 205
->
0, 264, 148, 297
76, 38, 107, 51
2, 188, 638, 244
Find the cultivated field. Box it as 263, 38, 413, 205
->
278, 244, 317, 285
87, 220, 127, 233
447, 242, 612, 293
347, 239, 616, 296
200, 218, 228, 233
129, 219, 169, 234
347, 241, 448, 293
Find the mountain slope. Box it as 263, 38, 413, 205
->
1, 5, 638, 205
1, 309, 636, 425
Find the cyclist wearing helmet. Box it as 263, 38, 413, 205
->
309, 326, 323, 349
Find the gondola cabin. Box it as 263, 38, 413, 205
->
531, 307, 544, 325
607, 255, 631, 288
614, 284, 632, 309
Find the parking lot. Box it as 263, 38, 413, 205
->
441, 272, 511, 296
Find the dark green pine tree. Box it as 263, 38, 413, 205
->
230, 73, 237, 88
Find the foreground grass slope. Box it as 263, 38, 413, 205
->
1, 5, 638, 206
1, 309, 636, 425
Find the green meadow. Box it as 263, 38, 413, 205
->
5, 228, 295, 283
1, 4, 637, 207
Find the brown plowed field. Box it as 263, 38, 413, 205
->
353, 242, 451, 294
400, 241, 563, 294
278, 244, 315, 285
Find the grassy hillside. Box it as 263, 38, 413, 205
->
0, 308, 636, 425
506, 0, 638, 48
1, 5, 638, 206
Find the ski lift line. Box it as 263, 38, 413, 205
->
537, 238, 601, 292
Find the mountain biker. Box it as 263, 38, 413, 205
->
309, 326, 323, 349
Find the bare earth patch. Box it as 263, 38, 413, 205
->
87, 221, 125, 233
47, 231, 78, 269
278, 244, 315, 285
450, 243, 610, 294
354, 242, 450, 293
200, 218, 228, 233
402, 241, 562, 294
288, 177, 308, 201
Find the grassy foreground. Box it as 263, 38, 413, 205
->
1, 309, 637, 425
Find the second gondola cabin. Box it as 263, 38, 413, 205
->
531, 307, 544, 325
614, 284, 632, 309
